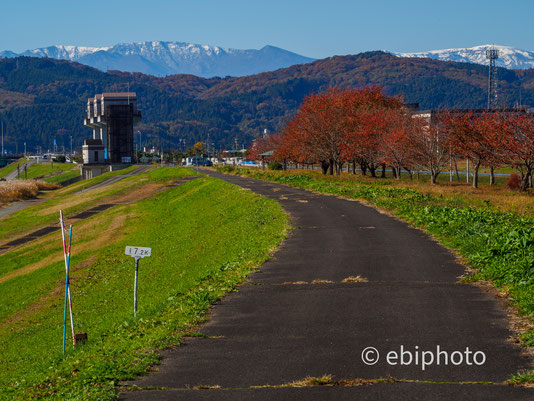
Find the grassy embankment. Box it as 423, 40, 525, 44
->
0, 159, 79, 193
0, 158, 28, 178
0, 167, 287, 400
23, 161, 79, 184
218, 166, 534, 383
0, 165, 145, 241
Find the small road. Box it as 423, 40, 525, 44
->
122, 170, 533, 400
0, 198, 47, 220
3, 159, 36, 180
78, 165, 152, 193
0, 165, 152, 221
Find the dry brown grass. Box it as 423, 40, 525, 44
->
311, 279, 334, 284
251, 375, 335, 389
291, 168, 534, 216
0, 180, 59, 204
194, 385, 222, 390
342, 275, 369, 283
0, 207, 131, 285
395, 180, 534, 215
286, 375, 334, 387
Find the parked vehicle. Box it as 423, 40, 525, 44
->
238, 161, 260, 167
187, 157, 213, 166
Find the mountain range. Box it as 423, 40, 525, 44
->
395, 44, 534, 70
0, 41, 315, 78
0, 51, 533, 154
2, 42, 534, 79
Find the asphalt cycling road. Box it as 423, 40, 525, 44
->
121, 170, 533, 400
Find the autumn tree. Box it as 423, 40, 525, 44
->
409, 113, 451, 184
284, 89, 346, 175
193, 141, 204, 155
378, 108, 422, 179
341, 87, 404, 177
476, 112, 510, 185
503, 114, 534, 191
443, 111, 496, 189
247, 136, 272, 160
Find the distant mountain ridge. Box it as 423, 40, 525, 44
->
0, 41, 315, 78
1, 51, 533, 155
395, 44, 534, 70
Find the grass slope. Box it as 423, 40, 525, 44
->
43, 169, 80, 184
0, 158, 27, 178
0, 167, 287, 400
0, 166, 146, 241
23, 161, 77, 180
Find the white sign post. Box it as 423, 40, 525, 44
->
125, 246, 151, 317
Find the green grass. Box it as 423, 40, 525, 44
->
0, 168, 288, 400
0, 166, 156, 241
0, 158, 28, 178
60, 165, 141, 195
220, 167, 534, 361
0, 159, 79, 183
23, 161, 77, 180
43, 169, 80, 185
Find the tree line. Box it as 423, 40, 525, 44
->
248, 87, 534, 191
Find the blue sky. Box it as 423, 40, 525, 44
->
1, 0, 532, 58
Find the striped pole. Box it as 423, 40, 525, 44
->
66, 225, 75, 346
60, 211, 75, 353
60, 211, 68, 353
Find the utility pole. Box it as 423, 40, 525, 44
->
233, 137, 238, 166
1, 121, 3, 156
486, 48, 499, 110
159, 132, 163, 165
70, 136, 73, 157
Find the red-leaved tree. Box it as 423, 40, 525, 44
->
503, 114, 534, 191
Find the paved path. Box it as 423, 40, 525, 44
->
121, 171, 533, 400
78, 165, 152, 193
3, 159, 36, 180
0, 165, 151, 221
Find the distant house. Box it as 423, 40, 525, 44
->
413, 107, 534, 126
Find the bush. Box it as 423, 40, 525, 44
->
268, 162, 283, 170
507, 174, 521, 190
219, 165, 236, 173
53, 155, 66, 163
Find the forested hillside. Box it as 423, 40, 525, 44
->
0, 52, 533, 152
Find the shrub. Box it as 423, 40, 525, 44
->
268, 162, 283, 170
53, 155, 66, 163
507, 174, 521, 190
219, 165, 236, 173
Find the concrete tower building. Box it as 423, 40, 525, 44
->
82, 92, 141, 178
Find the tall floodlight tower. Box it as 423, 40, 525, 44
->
486, 48, 499, 110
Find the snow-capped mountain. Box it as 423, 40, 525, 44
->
0, 41, 315, 77
395, 45, 534, 70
